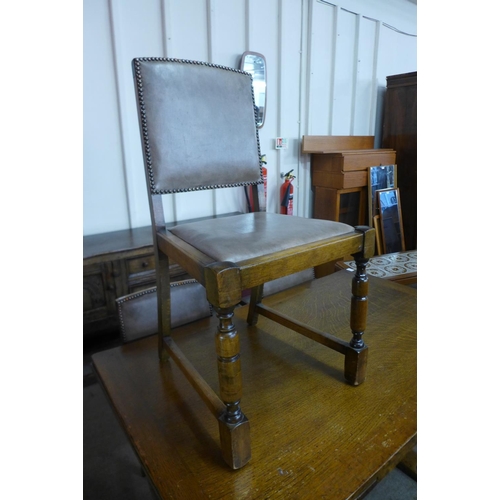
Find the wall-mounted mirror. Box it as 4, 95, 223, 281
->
240, 51, 266, 128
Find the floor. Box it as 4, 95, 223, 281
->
83, 334, 417, 500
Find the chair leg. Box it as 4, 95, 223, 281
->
344, 253, 370, 385
247, 284, 264, 325
157, 252, 171, 362
214, 306, 251, 469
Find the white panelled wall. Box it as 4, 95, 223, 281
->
83, 0, 416, 236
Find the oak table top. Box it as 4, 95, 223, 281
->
92, 270, 417, 499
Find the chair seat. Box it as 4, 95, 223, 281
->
169, 212, 353, 263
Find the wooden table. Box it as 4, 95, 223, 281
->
92, 271, 416, 499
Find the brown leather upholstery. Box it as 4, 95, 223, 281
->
170, 212, 352, 262
116, 280, 211, 343
134, 59, 262, 194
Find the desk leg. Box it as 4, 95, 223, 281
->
214, 307, 251, 469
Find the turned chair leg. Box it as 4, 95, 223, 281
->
344, 252, 370, 386
214, 306, 251, 469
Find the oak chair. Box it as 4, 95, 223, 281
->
131, 57, 375, 469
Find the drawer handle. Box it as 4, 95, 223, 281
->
141, 261, 149, 268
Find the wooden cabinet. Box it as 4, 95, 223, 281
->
302, 136, 396, 277
303, 136, 396, 226
382, 72, 417, 250
83, 226, 188, 339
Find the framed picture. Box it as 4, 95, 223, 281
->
368, 165, 397, 226
377, 187, 405, 254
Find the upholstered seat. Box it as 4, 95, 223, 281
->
168, 212, 353, 263
132, 57, 375, 469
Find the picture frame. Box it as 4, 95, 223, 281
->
368, 165, 397, 226
377, 187, 405, 254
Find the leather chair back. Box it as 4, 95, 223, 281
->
132, 58, 263, 194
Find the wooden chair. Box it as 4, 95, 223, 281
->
131, 57, 375, 469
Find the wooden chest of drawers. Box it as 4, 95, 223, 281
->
311, 149, 396, 189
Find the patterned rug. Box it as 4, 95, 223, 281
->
343, 250, 417, 280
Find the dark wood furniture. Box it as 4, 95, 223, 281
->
83, 226, 188, 338
382, 72, 417, 250
92, 270, 417, 499
132, 58, 375, 469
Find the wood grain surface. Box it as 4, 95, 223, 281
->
93, 271, 416, 499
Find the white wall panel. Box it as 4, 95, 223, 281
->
83, 0, 416, 235
307, 1, 335, 135
167, 0, 208, 60
276, 0, 303, 215
331, 8, 357, 135
353, 17, 378, 135
109, 0, 166, 231
83, 0, 130, 235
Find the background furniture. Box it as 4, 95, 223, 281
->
83, 226, 189, 339
115, 270, 316, 345
303, 135, 394, 278
115, 280, 212, 344
303, 135, 396, 227
92, 270, 417, 498
382, 72, 417, 250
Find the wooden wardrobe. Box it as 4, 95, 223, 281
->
382, 72, 417, 251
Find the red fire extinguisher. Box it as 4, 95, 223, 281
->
246, 155, 267, 212
280, 170, 295, 215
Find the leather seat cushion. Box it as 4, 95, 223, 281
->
169, 212, 353, 262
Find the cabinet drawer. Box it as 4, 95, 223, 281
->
126, 254, 156, 276
312, 170, 367, 189
312, 151, 396, 173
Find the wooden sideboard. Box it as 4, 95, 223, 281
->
83, 226, 189, 339
84, 214, 242, 339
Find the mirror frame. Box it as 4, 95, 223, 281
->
368, 164, 397, 227
240, 51, 267, 129
377, 187, 405, 254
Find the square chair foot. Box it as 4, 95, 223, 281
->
344, 345, 369, 386
218, 413, 251, 469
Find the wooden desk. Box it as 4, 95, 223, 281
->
92, 271, 416, 499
